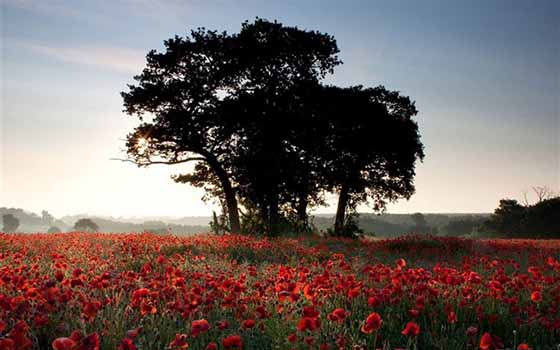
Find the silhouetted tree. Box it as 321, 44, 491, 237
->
47, 226, 62, 233
217, 82, 332, 233
311, 86, 424, 236
121, 19, 340, 234
409, 213, 431, 233
485, 197, 560, 237
74, 218, 99, 232
2, 214, 19, 233
523, 197, 560, 235
485, 199, 526, 234
42, 210, 54, 226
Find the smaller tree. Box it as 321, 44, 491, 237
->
409, 213, 431, 234
485, 199, 526, 235
42, 210, 55, 226
47, 226, 62, 233
2, 214, 20, 232
74, 218, 99, 232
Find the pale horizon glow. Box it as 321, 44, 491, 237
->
1, 0, 559, 219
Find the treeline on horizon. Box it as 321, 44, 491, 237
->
2, 196, 560, 238
0, 206, 486, 236
0, 207, 207, 235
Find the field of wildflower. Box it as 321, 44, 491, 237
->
0, 233, 559, 350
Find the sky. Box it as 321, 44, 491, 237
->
1, 0, 559, 218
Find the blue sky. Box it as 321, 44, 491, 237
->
1, 0, 558, 217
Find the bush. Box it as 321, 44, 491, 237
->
74, 218, 99, 232
47, 226, 62, 233
2, 214, 19, 232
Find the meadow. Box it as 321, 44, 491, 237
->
0, 233, 559, 350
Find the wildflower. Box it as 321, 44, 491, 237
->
401, 322, 420, 337
448, 311, 457, 324
479, 333, 503, 350
169, 334, 188, 349
288, 333, 297, 343
297, 317, 321, 332
191, 319, 210, 337
361, 312, 382, 334
222, 335, 242, 350
530, 291, 542, 303
242, 319, 255, 329
327, 308, 348, 322
52, 338, 76, 350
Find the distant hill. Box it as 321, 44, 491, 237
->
0, 207, 65, 232
2, 206, 490, 236
1, 207, 209, 234
312, 213, 491, 236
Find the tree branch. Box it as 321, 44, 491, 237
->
110, 157, 206, 166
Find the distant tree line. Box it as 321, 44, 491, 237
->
120, 19, 424, 236
484, 196, 560, 238
0, 207, 209, 234
2, 214, 19, 233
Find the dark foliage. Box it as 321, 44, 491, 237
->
120, 19, 423, 236
74, 218, 99, 232
485, 197, 560, 237
47, 226, 62, 234
2, 214, 20, 233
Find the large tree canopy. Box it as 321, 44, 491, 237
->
306, 85, 424, 235
120, 19, 423, 236
121, 19, 340, 233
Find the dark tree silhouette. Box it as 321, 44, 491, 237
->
409, 213, 431, 233
41, 210, 54, 226
485, 199, 526, 234
47, 226, 62, 234
485, 197, 560, 237
311, 86, 424, 236
2, 214, 19, 233
74, 218, 99, 232
216, 82, 330, 233
121, 19, 340, 233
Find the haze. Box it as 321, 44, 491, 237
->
1, 0, 558, 218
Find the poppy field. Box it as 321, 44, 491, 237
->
0, 233, 559, 350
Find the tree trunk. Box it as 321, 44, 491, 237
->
268, 192, 279, 236
334, 184, 349, 236
221, 179, 241, 233
297, 194, 308, 222
203, 153, 241, 233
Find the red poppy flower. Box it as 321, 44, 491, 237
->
479, 332, 503, 350
287, 333, 297, 343
117, 338, 136, 350
297, 317, 321, 332
361, 312, 382, 334
191, 319, 210, 337
530, 291, 542, 302
401, 322, 420, 337
327, 308, 348, 322
447, 311, 457, 324
52, 338, 76, 350
169, 334, 188, 349
242, 319, 255, 329
222, 335, 242, 350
